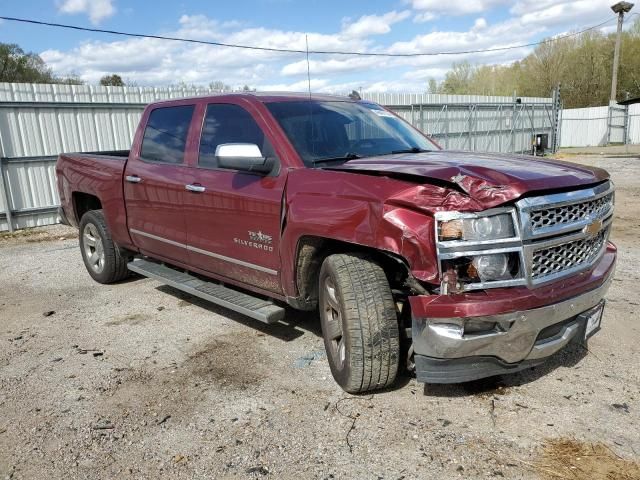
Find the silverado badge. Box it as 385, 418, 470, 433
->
234, 230, 274, 252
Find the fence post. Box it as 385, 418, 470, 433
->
623, 104, 629, 145
550, 84, 562, 153
0, 158, 14, 232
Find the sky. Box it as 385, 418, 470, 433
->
0, 0, 632, 92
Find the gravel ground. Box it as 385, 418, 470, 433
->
1, 155, 639, 480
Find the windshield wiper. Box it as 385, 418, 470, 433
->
389, 146, 430, 154
312, 152, 361, 166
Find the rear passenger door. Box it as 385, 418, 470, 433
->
183, 102, 285, 294
124, 104, 196, 264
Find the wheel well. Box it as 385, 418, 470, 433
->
293, 236, 416, 310
72, 192, 102, 223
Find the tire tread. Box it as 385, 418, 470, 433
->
320, 253, 400, 393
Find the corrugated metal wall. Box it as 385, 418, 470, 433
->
0, 82, 556, 232
360, 92, 551, 105
559, 106, 610, 147
559, 103, 640, 147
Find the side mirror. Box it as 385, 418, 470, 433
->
215, 143, 272, 174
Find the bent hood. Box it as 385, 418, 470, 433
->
329, 150, 609, 208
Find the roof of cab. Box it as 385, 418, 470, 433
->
150, 91, 359, 106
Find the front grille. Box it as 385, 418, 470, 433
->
531, 228, 608, 280
529, 192, 614, 232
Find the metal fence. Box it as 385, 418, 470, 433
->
389, 101, 555, 153
0, 82, 556, 232
559, 103, 640, 147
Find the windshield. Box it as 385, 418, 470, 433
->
266, 100, 437, 166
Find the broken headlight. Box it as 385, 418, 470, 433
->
435, 208, 525, 292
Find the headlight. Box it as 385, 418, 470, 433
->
470, 253, 511, 281
435, 208, 524, 293
438, 213, 515, 242
442, 252, 521, 285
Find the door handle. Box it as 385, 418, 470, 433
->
185, 184, 206, 193
126, 175, 142, 183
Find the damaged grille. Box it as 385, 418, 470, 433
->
531, 228, 609, 280
529, 192, 613, 232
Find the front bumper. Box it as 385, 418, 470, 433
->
411, 245, 616, 384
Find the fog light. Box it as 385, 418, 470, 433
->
472, 254, 509, 281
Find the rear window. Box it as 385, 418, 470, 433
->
140, 105, 195, 164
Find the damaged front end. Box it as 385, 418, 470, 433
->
401, 179, 617, 384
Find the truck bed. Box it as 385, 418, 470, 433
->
56, 150, 131, 245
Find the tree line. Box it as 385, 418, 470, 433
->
431, 17, 640, 108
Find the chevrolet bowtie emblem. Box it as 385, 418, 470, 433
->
583, 218, 603, 237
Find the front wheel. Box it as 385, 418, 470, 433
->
319, 253, 400, 393
79, 210, 129, 284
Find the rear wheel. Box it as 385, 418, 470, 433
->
319, 253, 400, 393
79, 210, 129, 284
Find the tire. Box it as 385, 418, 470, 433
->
318, 253, 400, 393
79, 209, 129, 284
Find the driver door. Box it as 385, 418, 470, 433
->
182, 102, 286, 294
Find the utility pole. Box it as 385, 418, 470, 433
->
610, 2, 634, 102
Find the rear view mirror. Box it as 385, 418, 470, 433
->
215, 143, 273, 174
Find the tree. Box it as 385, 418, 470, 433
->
209, 80, 232, 91
0, 43, 55, 83
99, 74, 125, 86
0, 42, 83, 85
427, 78, 438, 94
440, 61, 474, 94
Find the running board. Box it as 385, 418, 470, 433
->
128, 259, 285, 324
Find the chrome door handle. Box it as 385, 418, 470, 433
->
125, 175, 142, 183
185, 184, 206, 193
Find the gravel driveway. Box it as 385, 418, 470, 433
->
1, 155, 639, 479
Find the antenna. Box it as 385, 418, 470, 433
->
305, 34, 312, 98
305, 34, 315, 160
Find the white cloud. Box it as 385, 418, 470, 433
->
57, 0, 116, 25
258, 78, 329, 91
409, 0, 510, 16
413, 12, 437, 23
472, 17, 488, 31
341, 10, 411, 38
385, 16, 545, 56
281, 57, 380, 77
512, 0, 609, 27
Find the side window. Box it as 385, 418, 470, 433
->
140, 105, 195, 164
199, 104, 274, 168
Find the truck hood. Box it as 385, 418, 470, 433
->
329, 150, 609, 208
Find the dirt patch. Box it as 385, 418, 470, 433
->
461, 378, 511, 398
0, 225, 77, 245
184, 336, 264, 389
105, 313, 152, 326
535, 438, 640, 480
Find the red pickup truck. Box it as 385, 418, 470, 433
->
56, 92, 616, 393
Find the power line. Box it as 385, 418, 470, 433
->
0, 15, 618, 58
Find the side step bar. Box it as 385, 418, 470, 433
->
128, 259, 285, 324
